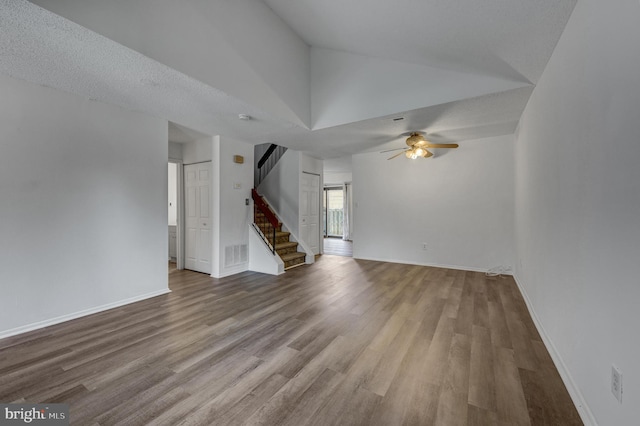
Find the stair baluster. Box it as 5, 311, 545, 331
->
251, 188, 307, 270
255, 143, 288, 187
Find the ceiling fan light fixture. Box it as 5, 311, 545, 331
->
406, 132, 427, 147
383, 131, 458, 160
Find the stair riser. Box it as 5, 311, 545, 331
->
254, 229, 291, 245
255, 213, 279, 223
284, 258, 306, 269
256, 226, 285, 237
276, 246, 298, 256
255, 221, 282, 232
253, 192, 306, 271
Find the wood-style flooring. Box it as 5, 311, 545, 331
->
0, 256, 582, 425
323, 238, 353, 257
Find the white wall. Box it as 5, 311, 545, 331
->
353, 135, 514, 271
300, 154, 323, 176
324, 156, 352, 186
248, 225, 284, 276
192, 0, 310, 127
258, 149, 301, 236
168, 141, 183, 161
0, 74, 169, 337
182, 137, 213, 164
214, 136, 254, 277
324, 171, 352, 186
257, 150, 323, 254
514, 1, 640, 424
180, 135, 254, 278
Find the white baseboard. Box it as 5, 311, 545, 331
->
352, 255, 503, 274
512, 273, 597, 426
0, 288, 171, 340
212, 264, 249, 279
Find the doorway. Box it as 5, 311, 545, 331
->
168, 163, 178, 265
168, 160, 184, 270
323, 185, 353, 257
323, 187, 344, 238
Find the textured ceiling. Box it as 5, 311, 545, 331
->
0, 1, 300, 143
0, 0, 577, 158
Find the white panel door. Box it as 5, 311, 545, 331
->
184, 162, 212, 274
301, 173, 320, 254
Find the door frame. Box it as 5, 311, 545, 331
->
323, 185, 345, 238
169, 159, 184, 270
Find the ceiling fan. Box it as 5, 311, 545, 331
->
381, 132, 459, 160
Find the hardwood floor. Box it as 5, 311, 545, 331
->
0, 257, 582, 425
323, 238, 353, 257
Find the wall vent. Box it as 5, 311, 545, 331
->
225, 244, 248, 267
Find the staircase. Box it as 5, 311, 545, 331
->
255, 143, 288, 188
252, 190, 306, 270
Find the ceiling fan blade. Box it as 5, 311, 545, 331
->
379, 147, 406, 153
424, 143, 459, 149
387, 150, 408, 160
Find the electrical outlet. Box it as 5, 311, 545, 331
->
422, 243, 428, 250
611, 364, 623, 403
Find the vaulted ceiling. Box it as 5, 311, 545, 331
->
1, 0, 576, 158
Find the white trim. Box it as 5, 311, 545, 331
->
169, 159, 184, 270
513, 274, 596, 426
176, 160, 184, 270
214, 267, 251, 279
0, 289, 171, 340
211, 136, 221, 278
352, 255, 500, 274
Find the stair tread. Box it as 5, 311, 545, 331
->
253, 191, 305, 271
255, 226, 288, 236
280, 252, 306, 261
276, 241, 298, 249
